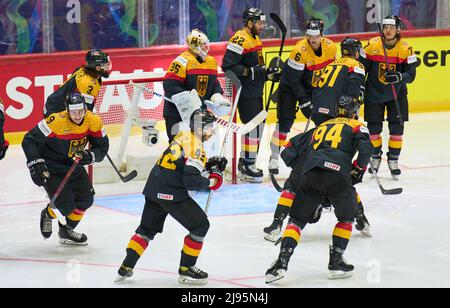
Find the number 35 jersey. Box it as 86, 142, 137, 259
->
302, 117, 373, 177
143, 131, 211, 203
22, 111, 109, 174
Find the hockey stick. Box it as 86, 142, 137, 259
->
106, 153, 137, 183
376, 23, 403, 126
47, 157, 81, 226
369, 159, 403, 195
270, 172, 283, 192
204, 70, 242, 214
128, 80, 259, 135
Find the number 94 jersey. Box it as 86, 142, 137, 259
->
302, 117, 373, 177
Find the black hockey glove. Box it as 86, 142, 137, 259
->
266, 66, 281, 82
243, 65, 266, 81
385, 71, 402, 84
74, 150, 95, 166
351, 160, 367, 185
206, 156, 228, 172
0, 140, 8, 160
299, 97, 313, 118
27, 158, 50, 187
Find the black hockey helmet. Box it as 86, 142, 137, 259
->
65, 92, 87, 112
341, 37, 362, 57
336, 96, 359, 118
85, 49, 111, 78
190, 109, 216, 140
306, 17, 324, 36
243, 7, 266, 25
382, 15, 403, 29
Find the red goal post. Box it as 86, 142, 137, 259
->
90, 71, 238, 184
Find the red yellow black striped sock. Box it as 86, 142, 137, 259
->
274, 190, 295, 220
370, 134, 382, 156
123, 234, 149, 269
281, 223, 301, 250
180, 235, 204, 268
242, 135, 259, 162
66, 208, 86, 229
270, 129, 288, 159
332, 222, 352, 251
388, 135, 403, 160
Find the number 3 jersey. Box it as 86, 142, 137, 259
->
44, 66, 103, 117
143, 131, 211, 203
302, 118, 373, 177
163, 51, 223, 119
22, 111, 109, 173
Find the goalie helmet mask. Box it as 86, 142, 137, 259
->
85, 49, 112, 78
190, 109, 216, 141
336, 96, 359, 118
187, 29, 210, 62
341, 37, 362, 57
306, 17, 324, 36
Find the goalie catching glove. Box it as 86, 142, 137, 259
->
208, 170, 223, 191
171, 89, 202, 124
206, 156, 228, 172
204, 93, 231, 117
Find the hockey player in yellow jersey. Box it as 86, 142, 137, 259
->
22, 93, 109, 246
115, 110, 227, 285
44, 49, 112, 116
0, 97, 8, 160
163, 29, 231, 142
222, 8, 281, 183
360, 15, 417, 180
269, 18, 336, 174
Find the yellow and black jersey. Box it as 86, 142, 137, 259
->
280, 37, 337, 99
222, 28, 265, 98
360, 37, 417, 103
143, 130, 210, 203
22, 110, 109, 173
44, 66, 103, 117
0, 98, 5, 144
163, 50, 223, 119
302, 117, 373, 177
312, 57, 365, 118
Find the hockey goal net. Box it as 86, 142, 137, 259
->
90, 72, 237, 184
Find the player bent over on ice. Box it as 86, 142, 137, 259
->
265, 96, 372, 283
22, 93, 109, 246
115, 109, 227, 285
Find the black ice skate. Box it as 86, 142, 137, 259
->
368, 152, 382, 177
263, 218, 283, 242
178, 266, 208, 285
58, 223, 88, 246
356, 211, 372, 237
40, 207, 53, 239
114, 265, 133, 283
265, 247, 293, 284
238, 158, 263, 183
387, 159, 401, 181
328, 245, 354, 279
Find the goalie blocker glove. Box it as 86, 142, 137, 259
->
384, 71, 403, 84
27, 159, 50, 187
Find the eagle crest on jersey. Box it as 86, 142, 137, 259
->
197, 76, 209, 97
287, 37, 337, 89
364, 37, 417, 85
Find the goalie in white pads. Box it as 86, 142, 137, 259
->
163, 29, 231, 142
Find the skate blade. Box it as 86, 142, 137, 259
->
265, 270, 285, 284
58, 239, 88, 246
328, 270, 353, 280
177, 276, 208, 285
114, 274, 131, 284
391, 174, 400, 181
264, 231, 281, 243
360, 226, 372, 238
238, 173, 263, 183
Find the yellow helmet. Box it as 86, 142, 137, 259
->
186, 29, 210, 61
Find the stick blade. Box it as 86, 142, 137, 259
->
224, 70, 241, 89
381, 187, 403, 195
122, 170, 138, 182
269, 12, 287, 34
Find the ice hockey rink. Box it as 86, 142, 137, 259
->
1, 112, 449, 288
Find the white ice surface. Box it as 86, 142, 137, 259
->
1, 112, 450, 288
